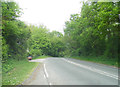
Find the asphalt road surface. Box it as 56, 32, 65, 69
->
23, 57, 119, 85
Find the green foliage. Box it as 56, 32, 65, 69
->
2, 38, 9, 62
2, 1, 33, 85
2, 1, 30, 61
71, 56, 118, 67
2, 1, 21, 21
28, 26, 65, 57
48, 31, 65, 57
28, 25, 51, 57
2, 59, 39, 85
2, 2, 66, 83
64, 1, 119, 59
2, 20, 30, 61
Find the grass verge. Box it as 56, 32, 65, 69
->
71, 56, 118, 67
2, 59, 39, 85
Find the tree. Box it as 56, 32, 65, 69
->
2, 1, 30, 61
64, 1, 119, 58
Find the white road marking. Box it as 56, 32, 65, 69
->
44, 64, 49, 78
44, 64, 52, 85
63, 58, 118, 80
44, 74, 46, 79
49, 83, 52, 85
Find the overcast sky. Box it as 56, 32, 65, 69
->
14, 0, 83, 34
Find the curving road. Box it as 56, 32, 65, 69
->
23, 57, 119, 86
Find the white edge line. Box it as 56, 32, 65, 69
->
63, 58, 118, 80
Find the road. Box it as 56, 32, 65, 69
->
22, 57, 119, 86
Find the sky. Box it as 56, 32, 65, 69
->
14, 0, 83, 34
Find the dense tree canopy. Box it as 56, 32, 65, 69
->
2, 1, 30, 61
64, 1, 119, 58
28, 26, 65, 57
2, 0, 65, 62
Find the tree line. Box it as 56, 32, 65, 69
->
28, 25, 65, 57
2, 1, 119, 63
2, 1, 30, 62
2, 1, 65, 63
64, 1, 119, 59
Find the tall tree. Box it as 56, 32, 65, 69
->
64, 1, 119, 58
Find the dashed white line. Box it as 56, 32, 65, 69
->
44, 64, 49, 78
44, 74, 46, 79
43, 64, 52, 85
63, 58, 118, 80
49, 83, 52, 85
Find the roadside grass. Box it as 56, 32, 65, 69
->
71, 56, 118, 67
2, 59, 39, 85
33, 56, 50, 60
